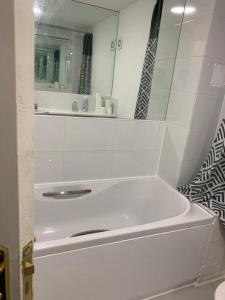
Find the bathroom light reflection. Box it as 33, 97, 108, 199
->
171, 6, 196, 15
33, 7, 42, 16
43, 228, 55, 234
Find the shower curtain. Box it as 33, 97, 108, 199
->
178, 119, 225, 226
78, 33, 93, 95
134, 0, 164, 119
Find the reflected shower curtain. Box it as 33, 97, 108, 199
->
78, 33, 93, 94
134, 0, 164, 119
178, 119, 225, 227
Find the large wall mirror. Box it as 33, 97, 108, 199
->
34, 0, 186, 120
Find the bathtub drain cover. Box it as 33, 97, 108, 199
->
70, 229, 109, 238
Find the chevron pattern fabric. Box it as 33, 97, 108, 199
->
78, 33, 92, 95
178, 119, 225, 226
134, 37, 158, 119
78, 55, 92, 95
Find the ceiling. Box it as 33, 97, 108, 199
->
35, 0, 119, 30
74, 0, 138, 11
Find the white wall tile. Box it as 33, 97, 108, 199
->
214, 0, 225, 18
35, 115, 164, 182
206, 14, 225, 60
191, 93, 223, 131
178, 160, 197, 186
63, 151, 113, 181
166, 91, 196, 128
171, 57, 204, 93
35, 152, 63, 183
183, 130, 208, 162
160, 0, 186, 27
183, 0, 215, 18
111, 150, 157, 177
64, 118, 117, 151
156, 25, 182, 59
148, 89, 170, 120
177, 15, 212, 58
115, 120, 163, 150
35, 116, 65, 152
158, 124, 189, 186
151, 58, 176, 91
198, 57, 225, 97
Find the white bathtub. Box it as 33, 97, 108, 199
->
34, 176, 214, 300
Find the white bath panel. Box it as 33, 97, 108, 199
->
34, 225, 211, 300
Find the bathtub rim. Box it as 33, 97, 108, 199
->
34, 205, 214, 258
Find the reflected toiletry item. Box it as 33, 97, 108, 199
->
95, 93, 102, 107
95, 106, 101, 114
72, 101, 78, 112
106, 106, 112, 116
95, 93, 103, 114
34, 103, 38, 111
105, 100, 112, 116
55, 82, 60, 89
99, 106, 106, 115
82, 96, 89, 112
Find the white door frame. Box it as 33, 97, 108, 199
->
0, 0, 34, 299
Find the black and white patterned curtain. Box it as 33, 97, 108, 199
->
78, 33, 93, 95
178, 119, 225, 226
134, 0, 164, 120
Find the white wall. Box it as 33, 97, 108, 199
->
217, 96, 225, 130
159, 0, 225, 187
91, 15, 118, 97
34, 115, 164, 183
112, 0, 155, 119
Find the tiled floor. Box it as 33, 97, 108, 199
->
152, 279, 225, 300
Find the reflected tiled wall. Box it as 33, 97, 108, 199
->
34, 116, 164, 183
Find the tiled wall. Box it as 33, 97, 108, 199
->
158, 0, 225, 283
35, 115, 164, 183
159, 0, 225, 187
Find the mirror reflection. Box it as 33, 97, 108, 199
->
34, 0, 185, 120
